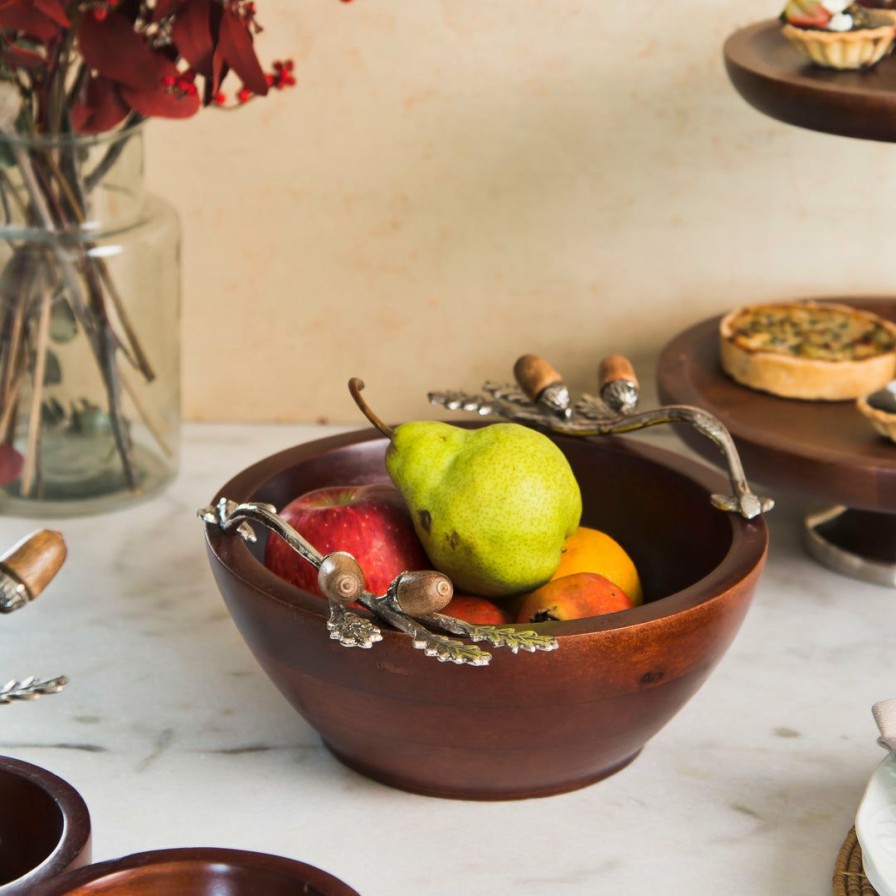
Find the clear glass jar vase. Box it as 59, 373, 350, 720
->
0, 124, 180, 516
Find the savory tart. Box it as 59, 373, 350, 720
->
719, 301, 896, 400
780, 0, 896, 69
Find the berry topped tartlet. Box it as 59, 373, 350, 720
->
780, 0, 896, 68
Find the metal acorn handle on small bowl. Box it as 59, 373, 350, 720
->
199, 498, 558, 667
429, 353, 773, 520
0, 529, 69, 704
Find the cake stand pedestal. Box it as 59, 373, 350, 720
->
656, 300, 896, 585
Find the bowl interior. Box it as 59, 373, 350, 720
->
0, 773, 62, 885
212, 426, 758, 618
0, 757, 91, 895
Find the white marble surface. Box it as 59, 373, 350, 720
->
1, 422, 893, 895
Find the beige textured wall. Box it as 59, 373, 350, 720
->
146, 1, 896, 424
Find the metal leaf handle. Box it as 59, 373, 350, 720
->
430, 353, 774, 520
200, 498, 385, 650
199, 498, 558, 666
425, 613, 558, 654
326, 603, 383, 649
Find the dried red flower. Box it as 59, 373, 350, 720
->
0, 0, 349, 134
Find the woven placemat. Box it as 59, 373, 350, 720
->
834, 827, 879, 896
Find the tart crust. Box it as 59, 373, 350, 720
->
719, 301, 896, 401
857, 392, 896, 442
781, 21, 896, 68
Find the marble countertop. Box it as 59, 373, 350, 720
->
1, 422, 892, 896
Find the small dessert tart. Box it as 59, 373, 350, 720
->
719, 301, 896, 400
780, 0, 896, 69
857, 381, 896, 442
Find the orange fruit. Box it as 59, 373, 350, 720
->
551, 526, 643, 605
516, 573, 632, 623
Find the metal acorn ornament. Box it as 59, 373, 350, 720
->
199, 494, 558, 667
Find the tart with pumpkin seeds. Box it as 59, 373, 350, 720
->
719, 301, 896, 400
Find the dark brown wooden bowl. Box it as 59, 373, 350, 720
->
29, 848, 359, 896
0, 756, 91, 895
203, 427, 768, 800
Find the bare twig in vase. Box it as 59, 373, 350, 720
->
96, 260, 156, 383
80, 247, 137, 489
41, 144, 157, 382
1, 136, 141, 489
83, 114, 144, 194
19, 274, 52, 496
118, 365, 173, 459
0, 248, 37, 416
0, 138, 172, 489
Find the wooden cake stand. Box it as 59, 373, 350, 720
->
723, 19, 896, 143
656, 300, 896, 585
673, 23, 896, 583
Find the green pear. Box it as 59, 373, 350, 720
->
349, 380, 582, 598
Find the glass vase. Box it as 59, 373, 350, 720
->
0, 124, 180, 516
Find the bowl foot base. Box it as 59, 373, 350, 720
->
322, 741, 643, 801
804, 506, 896, 586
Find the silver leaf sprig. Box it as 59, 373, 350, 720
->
326, 604, 383, 648
199, 498, 558, 667
426, 615, 557, 654
0, 674, 68, 704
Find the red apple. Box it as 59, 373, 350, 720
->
443, 594, 514, 626
264, 483, 430, 597
516, 572, 632, 623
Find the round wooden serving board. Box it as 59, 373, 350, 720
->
655, 298, 896, 514
724, 19, 896, 143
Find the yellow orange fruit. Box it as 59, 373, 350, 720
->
551, 526, 643, 606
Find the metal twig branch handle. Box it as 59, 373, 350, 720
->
199, 499, 559, 666
429, 353, 773, 520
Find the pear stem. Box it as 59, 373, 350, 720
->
348, 378, 395, 439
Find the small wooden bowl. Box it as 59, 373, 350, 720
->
0, 756, 91, 895
204, 426, 768, 800
29, 848, 359, 896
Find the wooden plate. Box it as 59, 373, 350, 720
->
655, 298, 896, 513
724, 20, 896, 142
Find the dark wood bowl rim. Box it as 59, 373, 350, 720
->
204, 427, 768, 639
0, 756, 91, 896
29, 847, 360, 896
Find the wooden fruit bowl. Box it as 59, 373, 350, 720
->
203, 426, 768, 800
